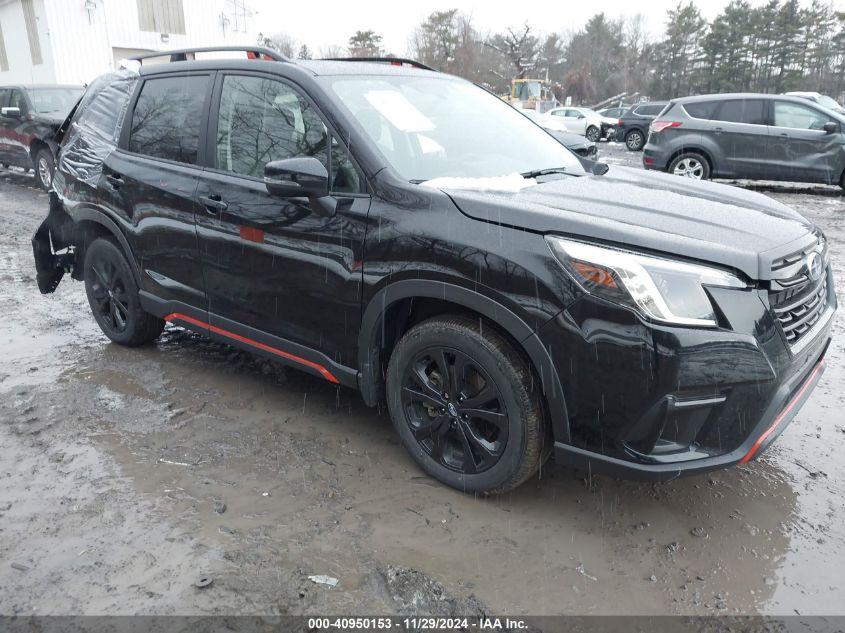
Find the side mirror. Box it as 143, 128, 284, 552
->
823, 121, 838, 134
264, 157, 336, 217
1, 107, 21, 119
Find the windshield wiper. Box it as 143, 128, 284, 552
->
520, 167, 568, 179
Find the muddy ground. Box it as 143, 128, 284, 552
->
1, 144, 844, 618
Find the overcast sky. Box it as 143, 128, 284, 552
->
251, 0, 790, 57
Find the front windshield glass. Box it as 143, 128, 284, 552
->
29, 88, 83, 115
326, 75, 583, 182
817, 94, 842, 111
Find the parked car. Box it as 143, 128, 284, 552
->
520, 109, 598, 158
33, 48, 834, 492
643, 93, 845, 186
0, 84, 83, 189
784, 91, 845, 115
544, 106, 607, 141
617, 101, 669, 151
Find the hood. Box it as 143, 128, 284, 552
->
439, 166, 817, 281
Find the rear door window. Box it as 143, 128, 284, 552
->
129, 75, 210, 164
683, 101, 718, 120
713, 99, 766, 125
773, 101, 831, 130
634, 104, 663, 117
0, 89, 10, 108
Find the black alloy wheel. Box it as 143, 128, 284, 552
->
83, 237, 164, 346
401, 346, 508, 474
387, 316, 548, 494
89, 257, 130, 334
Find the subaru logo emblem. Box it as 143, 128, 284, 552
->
447, 402, 459, 418
807, 251, 824, 282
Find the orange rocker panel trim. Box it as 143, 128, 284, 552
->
164, 313, 340, 384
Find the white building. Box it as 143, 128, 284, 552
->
0, 0, 259, 85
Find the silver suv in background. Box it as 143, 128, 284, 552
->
642, 93, 845, 187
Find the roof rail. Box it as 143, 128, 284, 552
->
323, 57, 437, 72
129, 46, 289, 64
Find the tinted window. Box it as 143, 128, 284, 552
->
634, 104, 664, 116
0, 89, 10, 108
129, 75, 208, 164
9, 90, 28, 115
28, 87, 82, 115
773, 101, 831, 130
215, 75, 329, 179
713, 99, 766, 125
683, 101, 718, 119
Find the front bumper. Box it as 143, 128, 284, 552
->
541, 266, 836, 481
554, 347, 827, 480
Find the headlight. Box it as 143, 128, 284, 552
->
546, 236, 747, 327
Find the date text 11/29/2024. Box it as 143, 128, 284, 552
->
307, 617, 530, 630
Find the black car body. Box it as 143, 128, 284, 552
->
643, 93, 845, 186
0, 84, 83, 189
31, 49, 835, 491
617, 101, 669, 151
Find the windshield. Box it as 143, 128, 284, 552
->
326, 75, 583, 182
817, 94, 842, 111
28, 87, 83, 115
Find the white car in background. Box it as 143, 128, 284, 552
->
784, 91, 845, 114
544, 106, 613, 141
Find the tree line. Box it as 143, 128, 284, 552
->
258, 0, 845, 107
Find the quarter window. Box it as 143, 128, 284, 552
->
129, 75, 209, 164
773, 102, 831, 130
713, 99, 766, 125
683, 101, 718, 120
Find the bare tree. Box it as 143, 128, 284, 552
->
485, 24, 541, 78
258, 32, 297, 58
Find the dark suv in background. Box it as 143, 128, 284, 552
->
616, 101, 669, 150
643, 93, 845, 186
32, 48, 834, 493
0, 84, 83, 189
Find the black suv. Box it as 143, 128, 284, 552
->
0, 84, 83, 189
617, 101, 669, 151
32, 48, 835, 492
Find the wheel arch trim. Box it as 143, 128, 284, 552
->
358, 279, 571, 443
72, 208, 142, 285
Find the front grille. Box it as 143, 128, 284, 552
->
772, 276, 829, 347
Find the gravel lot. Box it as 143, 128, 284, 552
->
1, 145, 844, 617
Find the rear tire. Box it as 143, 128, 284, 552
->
668, 152, 710, 180
585, 125, 600, 142
34, 148, 55, 190
83, 238, 164, 346
386, 315, 549, 494
625, 129, 645, 151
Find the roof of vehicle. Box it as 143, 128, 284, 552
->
784, 91, 822, 98
0, 84, 83, 90
672, 92, 813, 104
136, 57, 442, 79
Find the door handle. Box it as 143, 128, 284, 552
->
106, 174, 123, 188
713, 126, 723, 134
199, 194, 228, 213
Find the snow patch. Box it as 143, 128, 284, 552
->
421, 173, 537, 193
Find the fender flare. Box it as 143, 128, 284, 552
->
357, 279, 571, 443
72, 208, 142, 284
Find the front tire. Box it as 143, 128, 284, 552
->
585, 125, 600, 142
34, 148, 55, 190
386, 316, 548, 494
84, 238, 164, 346
625, 129, 645, 151
668, 152, 710, 180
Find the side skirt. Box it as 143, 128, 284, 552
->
139, 291, 359, 389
